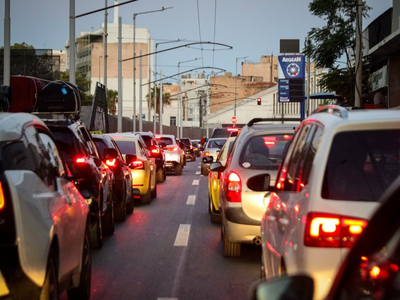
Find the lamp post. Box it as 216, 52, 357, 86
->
234, 56, 248, 117
177, 57, 199, 138
98, 56, 102, 83
133, 6, 172, 132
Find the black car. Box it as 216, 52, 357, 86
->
44, 118, 114, 249
92, 134, 135, 222
136, 131, 166, 183
191, 140, 201, 157
178, 137, 195, 162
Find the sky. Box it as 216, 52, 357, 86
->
0, 0, 393, 80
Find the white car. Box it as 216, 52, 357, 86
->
155, 134, 185, 175
0, 112, 91, 299
261, 105, 400, 299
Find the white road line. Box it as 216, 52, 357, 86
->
198, 166, 200, 168
192, 179, 199, 185
186, 195, 195, 205
157, 298, 178, 300
195, 171, 200, 175
174, 224, 191, 246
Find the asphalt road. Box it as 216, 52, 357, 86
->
62, 158, 261, 300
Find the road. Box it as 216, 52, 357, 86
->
62, 159, 261, 300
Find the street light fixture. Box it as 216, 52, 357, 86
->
177, 57, 200, 138
133, 6, 172, 132
234, 56, 248, 117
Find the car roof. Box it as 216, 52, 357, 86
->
0, 112, 48, 142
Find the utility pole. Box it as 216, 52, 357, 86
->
355, 0, 362, 108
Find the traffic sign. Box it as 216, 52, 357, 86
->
231, 116, 237, 124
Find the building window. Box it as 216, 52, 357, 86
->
170, 116, 176, 126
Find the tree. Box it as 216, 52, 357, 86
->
145, 86, 172, 116
303, 0, 371, 106
60, 70, 93, 106
107, 89, 118, 115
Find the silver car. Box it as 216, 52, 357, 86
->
213, 118, 296, 257
0, 112, 91, 299
200, 138, 228, 175
155, 134, 184, 175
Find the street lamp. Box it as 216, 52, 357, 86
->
133, 6, 172, 132
177, 57, 199, 138
234, 56, 248, 117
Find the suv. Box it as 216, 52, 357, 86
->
179, 137, 195, 161
136, 131, 166, 183
44, 118, 114, 248
213, 118, 296, 257
260, 105, 400, 299
92, 134, 135, 221
155, 134, 184, 175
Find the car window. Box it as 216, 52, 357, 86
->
114, 140, 137, 155
240, 134, 293, 171
322, 129, 400, 202
156, 137, 173, 145
93, 138, 108, 159
206, 139, 226, 149
38, 132, 65, 179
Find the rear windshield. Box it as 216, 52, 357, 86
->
156, 137, 173, 146
211, 128, 238, 138
240, 134, 293, 170
51, 130, 81, 159
93, 138, 108, 158
322, 130, 400, 202
206, 139, 227, 149
113, 140, 137, 155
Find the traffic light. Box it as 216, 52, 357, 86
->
257, 97, 261, 105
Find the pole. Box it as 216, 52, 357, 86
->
69, 0, 76, 84
104, 0, 108, 89
160, 69, 163, 134
355, 0, 362, 108
118, 17, 122, 132
139, 50, 143, 132
154, 44, 158, 134
3, 0, 10, 86
133, 14, 136, 131
99, 56, 102, 83
306, 36, 311, 116
234, 56, 248, 117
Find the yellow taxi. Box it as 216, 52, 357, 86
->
107, 133, 157, 204
207, 136, 237, 223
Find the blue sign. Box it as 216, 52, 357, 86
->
278, 55, 305, 104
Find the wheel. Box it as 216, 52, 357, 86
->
156, 168, 165, 183
40, 251, 59, 300
192, 156, 196, 162
67, 226, 91, 300
175, 163, 182, 175
89, 204, 103, 249
115, 191, 127, 222
201, 164, 208, 176
151, 182, 157, 198
126, 185, 134, 214
223, 231, 241, 257
183, 157, 186, 166
140, 181, 152, 204
209, 197, 222, 223
102, 199, 114, 235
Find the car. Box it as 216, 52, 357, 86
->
92, 134, 135, 222
44, 118, 114, 249
251, 174, 400, 300
215, 118, 296, 257
155, 134, 185, 175
260, 105, 400, 299
135, 131, 167, 183
176, 138, 187, 166
211, 127, 240, 138
192, 140, 201, 157
179, 137, 196, 161
107, 133, 157, 204
200, 137, 228, 176
0, 112, 91, 300
206, 136, 236, 223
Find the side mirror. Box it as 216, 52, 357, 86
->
202, 156, 213, 164
104, 148, 118, 160
247, 173, 271, 191
249, 275, 314, 300
209, 161, 224, 172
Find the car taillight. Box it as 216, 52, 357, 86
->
106, 158, 116, 167
204, 151, 210, 156
189, 144, 193, 150
226, 172, 241, 202
276, 167, 287, 190
75, 157, 87, 164
131, 160, 145, 170
304, 212, 368, 248
151, 148, 160, 154
0, 182, 4, 210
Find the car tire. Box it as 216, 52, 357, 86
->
102, 199, 114, 235
192, 156, 196, 162
140, 182, 152, 204
67, 226, 91, 300
114, 193, 127, 222
156, 168, 165, 183
40, 251, 59, 300
89, 204, 103, 249
223, 231, 241, 257
126, 186, 134, 214
201, 164, 208, 176
175, 163, 182, 175
151, 181, 157, 198
210, 200, 222, 223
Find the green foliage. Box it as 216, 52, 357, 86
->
145, 86, 171, 115
303, 0, 371, 105
60, 70, 93, 106
107, 89, 118, 115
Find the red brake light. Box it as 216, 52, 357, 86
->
0, 182, 4, 210
106, 158, 116, 167
131, 160, 144, 170
264, 136, 276, 145
226, 172, 241, 202
151, 148, 160, 154
204, 152, 210, 156
304, 212, 368, 248
76, 157, 87, 164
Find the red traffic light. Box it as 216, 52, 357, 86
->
257, 97, 261, 105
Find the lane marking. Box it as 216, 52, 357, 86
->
186, 195, 195, 205
192, 180, 199, 185
196, 171, 200, 175
198, 166, 200, 168
174, 224, 191, 246
158, 298, 178, 300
